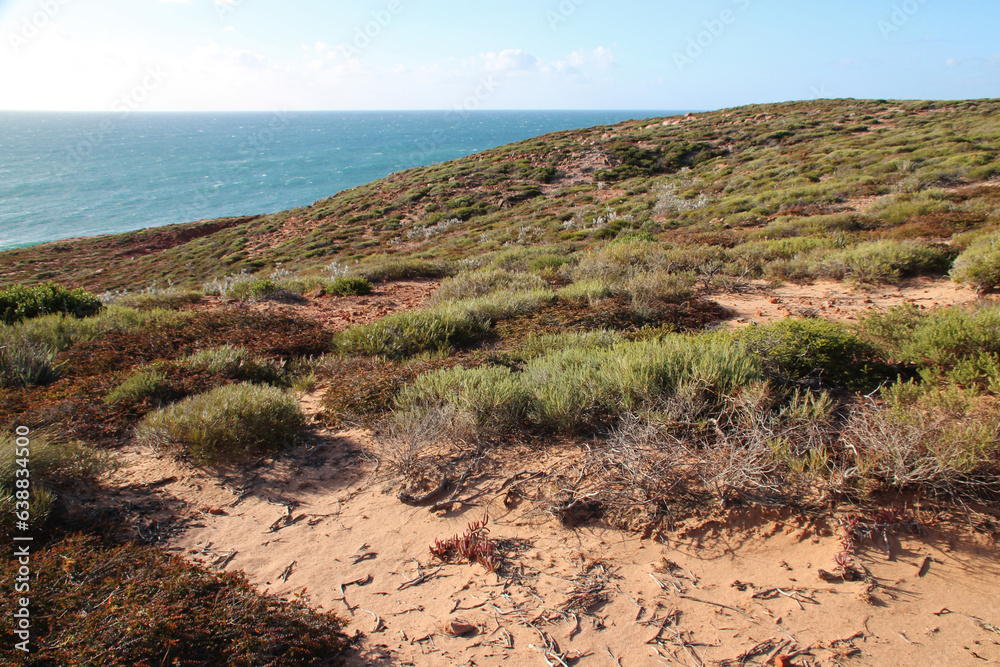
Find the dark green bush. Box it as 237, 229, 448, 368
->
229, 278, 280, 301
324, 276, 374, 296
0, 282, 101, 325
736, 318, 889, 390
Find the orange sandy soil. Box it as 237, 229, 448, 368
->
102, 276, 1000, 666
109, 432, 1000, 667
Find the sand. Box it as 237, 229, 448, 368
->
99, 276, 1000, 666
103, 428, 1000, 667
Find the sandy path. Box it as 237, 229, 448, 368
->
104, 432, 1000, 667
713, 277, 984, 327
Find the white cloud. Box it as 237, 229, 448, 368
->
481, 49, 539, 73
946, 57, 962, 67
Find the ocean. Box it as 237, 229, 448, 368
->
0, 110, 682, 250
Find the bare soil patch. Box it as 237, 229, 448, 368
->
99, 432, 1000, 667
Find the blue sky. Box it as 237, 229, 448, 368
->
0, 0, 997, 111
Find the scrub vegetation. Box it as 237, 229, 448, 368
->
2, 98, 999, 663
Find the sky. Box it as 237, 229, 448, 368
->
0, 0, 997, 112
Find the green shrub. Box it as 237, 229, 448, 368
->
0, 327, 61, 388
401, 334, 759, 434
523, 335, 760, 432
453, 289, 556, 323
105, 368, 171, 405
951, 231, 1000, 292
863, 302, 1000, 388
774, 240, 951, 285
625, 270, 696, 315
180, 345, 287, 385
0, 430, 112, 531
735, 318, 888, 390
229, 278, 281, 301
511, 329, 625, 362
136, 383, 305, 464
396, 365, 531, 430
331, 306, 488, 359
0, 282, 101, 325
106, 288, 203, 311
572, 238, 666, 282
432, 268, 547, 303
355, 256, 456, 281
324, 276, 374, 296
836, 241, 951, 284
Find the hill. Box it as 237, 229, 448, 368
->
2, 98, 998, 292
2, 98, 999, 666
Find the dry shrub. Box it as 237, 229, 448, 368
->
376, 404, 477, 491
839, 398, 1000, 495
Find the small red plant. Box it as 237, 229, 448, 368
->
429, 514, 500, 573
836, 507, 922, 576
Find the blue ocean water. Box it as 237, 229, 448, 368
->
0, 110, 682, 250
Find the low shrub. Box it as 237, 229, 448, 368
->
431, 268, 547, 303
228, 278, 281, 302
355, 256, 456, 281
524, 336, 760, 431
0, 430, 112, 532
331, 306, 488, 359
320, 356, 460, 427
324, 276, 374, 296
862, 302, 1000, 388
105, 368, 172, 405
556, 279, 615, 303
136, 383, 305, 464
0, 534, 355, 665
0, 327, 61, 388
951, 231, 1000, 292
102, 284, 203, 311
735, 318, 889, 390
453, 289, 556, 323
180, 345, 287, 385
11, 307, 189, 354
396, 365, 531, 431
0, 282, 101, 325
625, 270, 696, 316
841, 396, 999, 493
397, 334, 760, 434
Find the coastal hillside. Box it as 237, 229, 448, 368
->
2, 99, 1000, 666
2, 98, 999, 292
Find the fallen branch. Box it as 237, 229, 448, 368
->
399, 473, 449, 506
397, 566, 443, 591
679, 594, 754, 621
